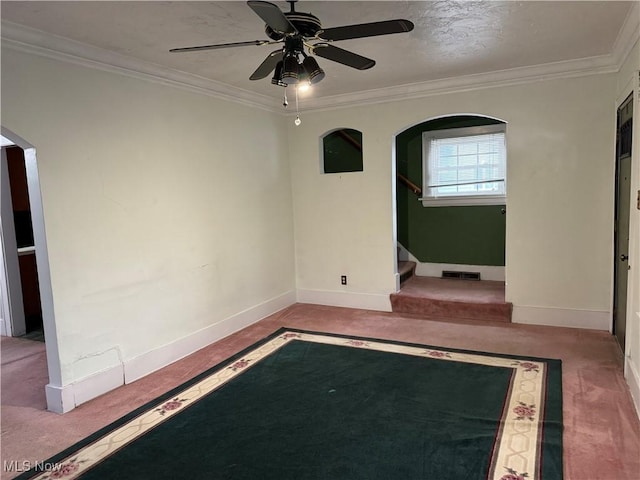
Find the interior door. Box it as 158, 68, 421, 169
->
613, 93, 633, 351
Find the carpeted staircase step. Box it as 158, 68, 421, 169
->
390, 276, 512, 323
398, 260, 416, 284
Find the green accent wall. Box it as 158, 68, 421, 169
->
323, 129, 363, 173
396, 116, 506, 266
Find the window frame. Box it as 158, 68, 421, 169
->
421, 124, 507, 207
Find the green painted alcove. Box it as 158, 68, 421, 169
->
323, 129, 363, 173
396, 116, 506, 266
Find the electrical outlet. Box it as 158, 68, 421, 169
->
341, 275, 347, 285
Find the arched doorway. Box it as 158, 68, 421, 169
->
392, 114, 508, 290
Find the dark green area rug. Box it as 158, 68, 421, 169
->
19, 329, 562, 480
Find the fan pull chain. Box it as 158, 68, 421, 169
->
294, 86, 301, 126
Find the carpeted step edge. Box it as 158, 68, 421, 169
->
390, 294, 513, 323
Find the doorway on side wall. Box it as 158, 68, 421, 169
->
1, 127, 61, 412
613, 93, 633, 353
2, 145, 44, 339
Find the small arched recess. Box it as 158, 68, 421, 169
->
321, 128, 363, 174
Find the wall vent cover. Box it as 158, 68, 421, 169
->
442, 271, 481, 281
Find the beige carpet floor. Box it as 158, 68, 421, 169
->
2, 303, 639, 479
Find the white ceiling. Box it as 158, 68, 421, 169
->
1, 1, 637, 110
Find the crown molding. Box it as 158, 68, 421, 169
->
3, 6, 639, 116
0, 21, 283, 113
299, 2, 640, 112
298, 54, 620, 112
611, 1, 640, 67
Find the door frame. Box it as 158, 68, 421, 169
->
612, 73, 639, 358
391, 113, 509, 291
0, 142, 26, 336
613, 92, 633, 351
1, 126, 64, 413
0, 220, 10, 337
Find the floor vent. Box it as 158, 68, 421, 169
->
442, 270, 481, 281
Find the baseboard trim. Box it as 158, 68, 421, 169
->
45, 383, 75, 414
297, 289, 392, 312
44, 290, 297, 413
0, 318, 8, 337
46, 363, 127, 414
124, 290, 297, 383
396, 245, 505, 282
625, 356, 640, 421
416, 263, 505, 282
511, 305, 610, 330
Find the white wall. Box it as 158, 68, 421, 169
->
2, 39, 632, 413
290, 114, 399, 311
616, 38, 640, 416
290, 73, 617, 328
1, 48, 296, 411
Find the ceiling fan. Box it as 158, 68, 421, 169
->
170, 0, 414, 89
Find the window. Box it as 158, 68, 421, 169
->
421, 124, 506, 206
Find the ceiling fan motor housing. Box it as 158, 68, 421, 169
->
265, 11, 322, 41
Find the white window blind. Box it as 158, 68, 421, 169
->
422, 125, 506, 206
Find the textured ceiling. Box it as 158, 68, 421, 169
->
0, 1, 635, 105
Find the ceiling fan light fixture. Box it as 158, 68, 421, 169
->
302, 55, 325, 84
281, 54, 299, 85
170, 1, 415, 91
297, 62, 311, 88
271, 60, 287, 86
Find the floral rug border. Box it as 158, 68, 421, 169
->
25, 329, 555, 480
